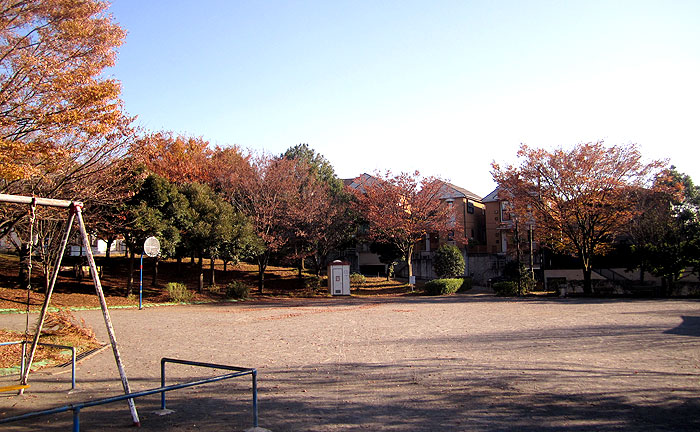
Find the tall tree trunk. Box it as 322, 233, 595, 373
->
105, 238, 113, 259
126, 248, 135, 297
198, 253, 204, 293
582, 265, 592, 295
515, 220, 522, 295
406, 245, 414, 291
257, 254, 268, 294
223, 260, 227, 272
209, 256, 215, 287
152, 256, 159, 286
528, 225, 534, 280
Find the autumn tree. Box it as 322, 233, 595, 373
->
352, 171, 454, 289
229, 155, 316, 292
0, 0, 133, 287
135, 132, 214, 185
629, 167, 700, 290
0, 0, 127, 188
492, 141, 664, 295
282, 144, 356, 276
209, 145, 252, 200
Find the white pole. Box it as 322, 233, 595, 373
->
75, 205, 140, 426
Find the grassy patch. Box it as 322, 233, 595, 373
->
0, 310, 101, 374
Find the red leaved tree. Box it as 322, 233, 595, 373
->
231, 154, 325, 292
492, 141, 664, 294
352, 171, 455, 288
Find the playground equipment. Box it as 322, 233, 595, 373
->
0, 193, 140, 426
0, 357, 258, 431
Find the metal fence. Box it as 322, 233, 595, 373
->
0, 357, 258, 431
0, 340, 76, 390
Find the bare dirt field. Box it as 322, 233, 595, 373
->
1, 289, 699, 431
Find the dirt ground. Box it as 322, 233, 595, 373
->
1, 289, 699, 431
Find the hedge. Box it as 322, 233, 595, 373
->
424, 278, 463, 295
492, 281, 519, 296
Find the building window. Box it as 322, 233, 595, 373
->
467, 201, 474, 214
500, 201, 511, 221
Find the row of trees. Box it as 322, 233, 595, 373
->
115, 139, 357, 294
493, 141, 700, 294
117, 138, 457, 294
1, 1, 697, 296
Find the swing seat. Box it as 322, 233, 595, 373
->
0, 384, 30, 392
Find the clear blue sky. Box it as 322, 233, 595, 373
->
106, 0, 700, 197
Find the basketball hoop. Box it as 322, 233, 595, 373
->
144, 236, 160, 257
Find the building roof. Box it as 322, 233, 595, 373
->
439, 182, 482, 201
345, 175, 484, 202
481, 187, 500, 203
343, 173, 379, 193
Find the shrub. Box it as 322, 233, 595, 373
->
433, 245, 465, 278
424, 278, 463, 295
492, 281, 518, 296
492, 278, 535, 296
350, 273, 366, 286
225, 281, 250, 299
165, 282, 194, 302
304, 276, 322, 291
500, 261, 536, 295
458, 277, 473, 292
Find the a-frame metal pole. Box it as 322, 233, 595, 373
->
74, 204, 140, 426
20, 207, 76, 392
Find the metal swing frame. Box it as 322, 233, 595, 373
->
0, 193, 140, 426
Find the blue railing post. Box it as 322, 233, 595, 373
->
160, 358, 167, 410
252, 370, 258, 428
72, 406, 80, 432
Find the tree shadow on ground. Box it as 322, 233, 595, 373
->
664, 315, 700, 337
3, 360, 698, 432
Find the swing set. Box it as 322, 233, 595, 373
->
0, 193, 140, 426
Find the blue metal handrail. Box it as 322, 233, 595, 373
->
0, 357, 258, 431
0, 340, 76, 390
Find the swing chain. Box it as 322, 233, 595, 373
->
23, 198, 37, 353
27, 197, 37, 285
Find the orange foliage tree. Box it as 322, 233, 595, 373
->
352, 171, 454, 288
0, 0, 133, 288
0, 0, 128, 186
282, 144, 356, 276
135, 132, 215, 185
492, 141, 664, 294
